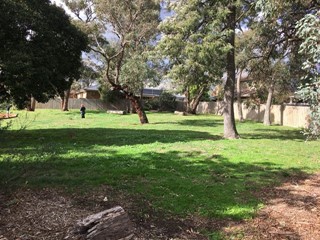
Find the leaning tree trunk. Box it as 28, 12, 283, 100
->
223, 4, 239, 139
263, 83, 274, 126
237, 69, 244, 122
62, 89, 70, 111
186, 86, 206, 114
114, 83, 148, 123
129, 95, 148, 124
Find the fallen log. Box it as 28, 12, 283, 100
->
107, 110, 126, 115
74, 206, 134, 240
174, 111, 186, 116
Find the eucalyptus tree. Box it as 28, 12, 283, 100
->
155, 0, 226, 114
237, 0, 319, 125
236, 25, 292, 126
157, 0, 258, 138
296, 11, 320, 139
64, 0, 161, 124
0, 0, 87, 109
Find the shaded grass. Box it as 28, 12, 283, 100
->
1, 110, 320, 236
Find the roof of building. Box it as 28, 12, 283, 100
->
142, 88, 163, 97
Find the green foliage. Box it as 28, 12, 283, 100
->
121, 53, 161, 94
295, 11, 320, 140
159, 92, 177, 112
234, 0, 320, 128
0, 0, 88, 108
155, 0, 228, 101
64, 0, 160, 89
143, 98, 160, 111
100, 88, 125, 104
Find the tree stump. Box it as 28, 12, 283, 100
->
74, 206, 134, 240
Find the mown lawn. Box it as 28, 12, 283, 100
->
1, 109, 319, 237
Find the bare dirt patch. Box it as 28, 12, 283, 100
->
225, 173, 320, 240
1, 173, 320, 239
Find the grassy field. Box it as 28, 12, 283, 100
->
1, 109, 320, 237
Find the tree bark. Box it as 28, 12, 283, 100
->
129, 95, 148, 124
27, 97, 36, 111
185, 86, 206, 114
74, 206, 134, 240
237, 69, 244, 122
112, 84, 148, 123
263, 83, 274, 126
223, 4, 239, 139
62, 89, 70, 111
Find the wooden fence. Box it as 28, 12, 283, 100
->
196, 102, 310, 128
36, 98, 129, 111
36, 99, 310, 128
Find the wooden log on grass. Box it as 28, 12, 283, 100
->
74, 206, 134, 240
174, 111, 186, 116
107, 110, 126, 115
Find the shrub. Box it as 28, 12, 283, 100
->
159, 92, 177, 112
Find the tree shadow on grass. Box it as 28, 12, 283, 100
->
152, 119, 224, 128
0, 146, 311, 239
241, 128, 304, 141
1, 128, 222, 152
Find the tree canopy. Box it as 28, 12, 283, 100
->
64, 0, 161, 123
0, 0, 88, 109
155, 0, 227, 114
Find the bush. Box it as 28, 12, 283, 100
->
144, 98, 160, 111
159, 92, 177, 112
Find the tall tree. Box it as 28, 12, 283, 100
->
155, 0, 226, 114
64, 0, 160, 124
157, 0, 256, 138
0, 0, 88, 109
237, 0, 319, 125
296, 10, 320, 139
223, 1, 239, 138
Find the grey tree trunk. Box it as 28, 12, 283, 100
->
62, 89, 70, 111
27, 97, 36, 111
223, 4, 239, 139
237, 69, 244, 122
263, 83, 274, 126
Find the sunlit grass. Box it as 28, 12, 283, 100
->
1, 109, 319, 225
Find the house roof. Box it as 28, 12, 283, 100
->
142, 88, 163, 97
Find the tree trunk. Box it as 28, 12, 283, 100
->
223, 4, 239, 139
74, 206, 134, 240
263, 83, 274, 126
237, 69, 244, 122
62, 89, 70, 111
27, 97, 36, 111
129, 96, 148, 124
185, 86, 206, 114
111, 84, 148, 124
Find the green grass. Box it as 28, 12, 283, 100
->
1, 109, 320, 236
